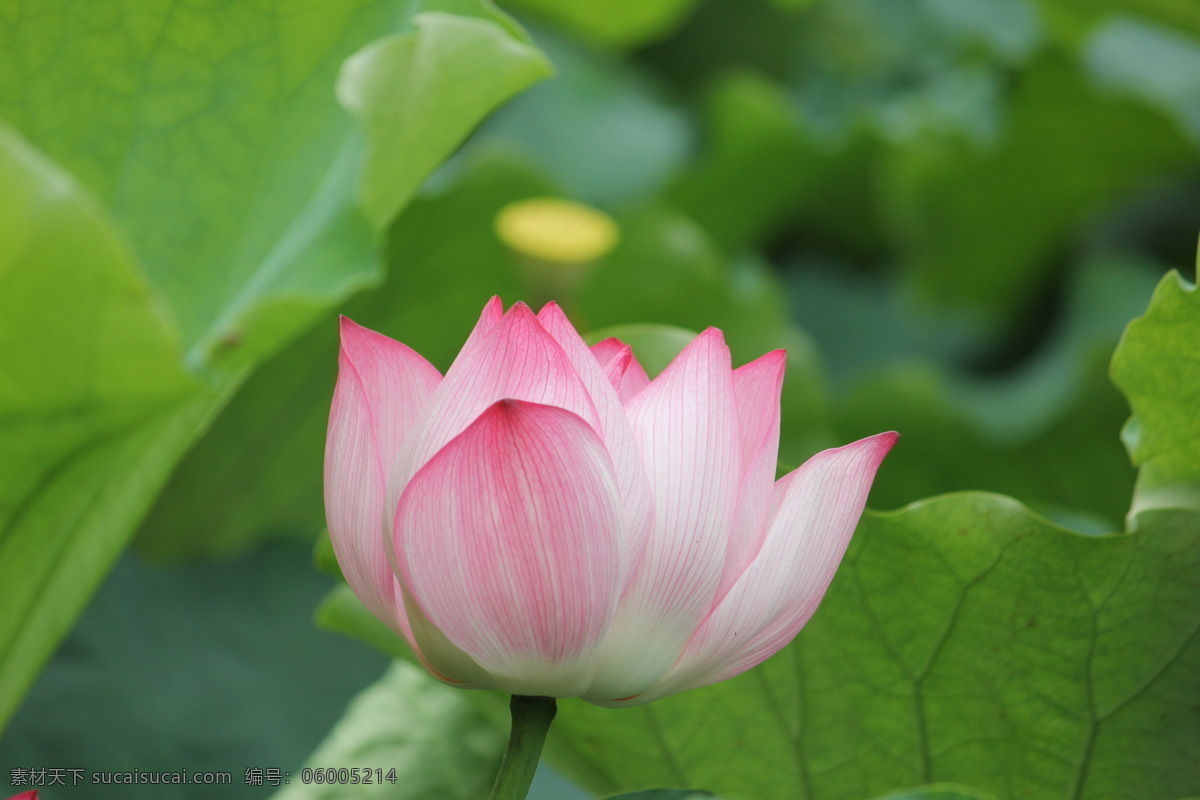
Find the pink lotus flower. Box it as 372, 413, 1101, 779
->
325, 298, 895, 706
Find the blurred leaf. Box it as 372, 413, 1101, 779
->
785, 259, 987, 385
835, 358, 1135, 527
530, 767, 595, 796
0, 0, 548, 730
314, 529, 345, 582
603, 792, 718, 800
270, 661, 504, 800
944, 258, 1163, 441
0, 124, 227, 730
1085, 17, 1200, 143
0, 544, 388, 800
478, 29, 691, 203
1111, 271, 1200, 518
316, 585, 413, 662
340, 6, 552, 228
786, 0, 1030, 142
868, 787, 995, 800
816, 256, 1159, 524
884, 55, 1195, 325
531, 766, 596, 800
1033, 0, 1200, 45
547, 500, 1200, 800
668, 70, 884, 255
636, 0, 805, 96
915, 0, 1043, 64
499, 0, 698, 48
669, 70, 808, 251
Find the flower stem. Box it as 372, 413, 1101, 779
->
488, 695, 557, 800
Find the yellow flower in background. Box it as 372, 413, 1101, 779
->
495, 197, 620, 265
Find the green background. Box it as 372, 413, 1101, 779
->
1, 0, 1197, 798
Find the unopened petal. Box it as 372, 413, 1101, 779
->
388, 303, 600, 522
393, 400, 625, 698
636, 432, 897, 704
586, 328, 741, 701
539, 304, 653, 580
590, 338, 632, 391
590, 337, 628, 371
591, 337, 651, 402
713, 349, 787, 604
324, 318, 440, 633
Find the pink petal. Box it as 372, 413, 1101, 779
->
585, 328, 741, 701
592, 338, 633, 391
324, 318, 440, 634
640, 432, 898, 703
590, 337, 628, 370
598, 343, 633, 391
393, 400, 624, 697
592, 337, 651, 402
618, 355, 650, 402
538, 304, 653, 578
388, 303, 601, 515
464, 295, 504, 348
713, 350, 787, 604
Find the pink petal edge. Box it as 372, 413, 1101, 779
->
325, 318, 440, 634
627, 431, 898, 705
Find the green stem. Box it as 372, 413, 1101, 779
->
488, 695, 557, 800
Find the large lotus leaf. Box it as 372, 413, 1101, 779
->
0, 0, 550, 369
0, 0, 549, 732
883, 54, 1194, 326
545, 500, 1199, 800
1110, 271, 1200, 518
0, 124, 226, 730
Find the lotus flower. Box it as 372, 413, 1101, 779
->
325, 298, 895, 706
